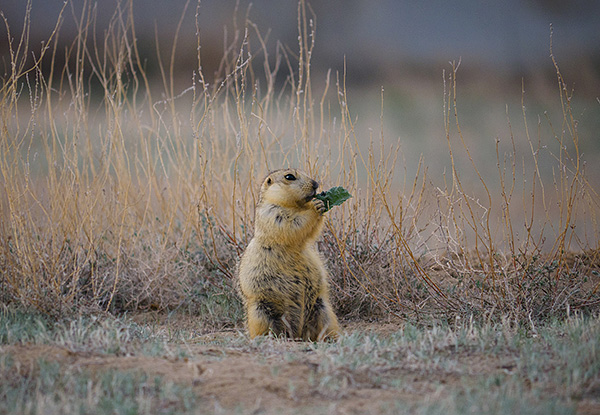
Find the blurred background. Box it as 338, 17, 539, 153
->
3, 0, 599, 82
2, 0, 599, 182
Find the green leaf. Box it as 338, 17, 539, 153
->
314, 186, 352, 212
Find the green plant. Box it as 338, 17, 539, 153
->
314, 187, 352, 212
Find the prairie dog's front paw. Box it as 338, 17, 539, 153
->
312, 198, 326, 214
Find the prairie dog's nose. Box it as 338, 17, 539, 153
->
312, 180, 319, 190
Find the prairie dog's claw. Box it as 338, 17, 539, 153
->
313, 198, 326, 214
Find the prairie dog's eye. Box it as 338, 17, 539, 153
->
284, 174, 296, 181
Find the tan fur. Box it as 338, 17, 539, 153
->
237, 169, 340, 341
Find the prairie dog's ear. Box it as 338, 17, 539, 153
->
266, 177, 272, 185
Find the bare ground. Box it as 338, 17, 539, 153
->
3, 319, 599, 415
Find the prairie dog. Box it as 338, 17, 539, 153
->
237, 169, 339, 341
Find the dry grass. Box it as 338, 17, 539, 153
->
1, 0, 599, 323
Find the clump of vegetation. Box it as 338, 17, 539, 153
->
0, 359, 198, 415
0, 0, 598, 327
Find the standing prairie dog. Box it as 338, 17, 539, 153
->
237, 169, 339, 341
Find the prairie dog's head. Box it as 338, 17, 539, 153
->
260, 169, 319, 208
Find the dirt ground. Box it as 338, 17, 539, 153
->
3, 320, 599, 415
3, 337, 407, 414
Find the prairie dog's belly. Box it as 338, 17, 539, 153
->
239, 242, 323, 299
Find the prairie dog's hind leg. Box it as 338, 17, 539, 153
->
246, 300, 271, 338
304, 297, 340, 341
247, 299, 299, 338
